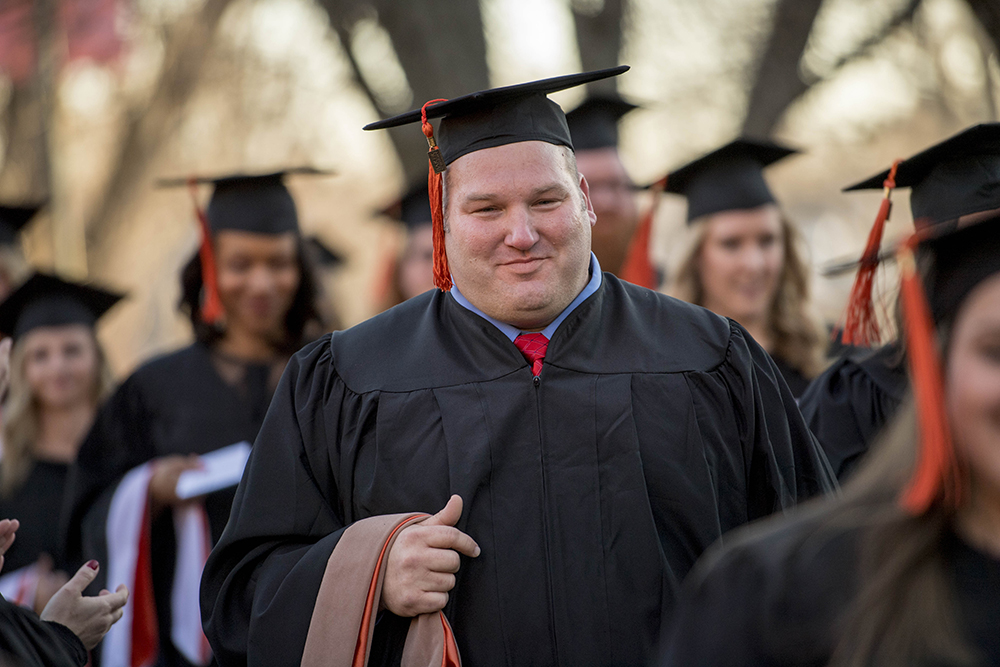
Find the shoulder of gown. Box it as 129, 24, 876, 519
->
0, 598, 87, 666
798, 343, 908, 479
661, 504, 860, 666
330, 275, 737, 393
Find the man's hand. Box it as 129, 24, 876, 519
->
380, 495, 480, 617
41, 560, 129, 650
148, 454, 202, 516
0, 518, 20, 573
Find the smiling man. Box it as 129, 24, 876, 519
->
201, 68, 835, 667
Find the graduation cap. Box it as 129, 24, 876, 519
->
665, 139, 799, 222
304, 236, 345, 268
382, 182, 432, 231
565, 93, 638, 151
363, 65, 630, 290
0, 272, 123, 341
158, 167, 333, 326
0, 202, 45, 246
843, 123, 1000, 228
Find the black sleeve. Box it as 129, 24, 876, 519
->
201, 337, 380, 667
724, 322, 838, 517
0, 598, 88, 667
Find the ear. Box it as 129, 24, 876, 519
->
578, 174, 598, 227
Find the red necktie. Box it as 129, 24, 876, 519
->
514, 333, 549, 376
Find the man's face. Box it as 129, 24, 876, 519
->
444, 141, 596, 331
575, 148, 638, 275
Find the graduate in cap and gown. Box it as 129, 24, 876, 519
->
200, 67, 835, 667
381, 182, 436, 308
661, 145, 1000, 666
799, 123, 1000, 481
663, 139, 826, 397
0, 203, 44, 299
565, 94, 645, 280
61, 170, 330, 667
0, 274, 121, 614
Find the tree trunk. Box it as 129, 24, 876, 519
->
965, 0, 1000, 56
84, 0, 235, 275
572, 0, 625, 95
741, 0, 824, 139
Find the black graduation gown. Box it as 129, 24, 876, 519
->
797, 343, 908, 480
0, 597, 87, 666
770, 356, 810, 398
61, 342, 283, 667
660, 511, 1000, 666
0, 460, 70, 573
202, 275, 836, 667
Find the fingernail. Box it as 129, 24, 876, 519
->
473, 546, 481, 557
87, 560, 99, 570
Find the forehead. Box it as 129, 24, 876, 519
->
21, 323, 93, 347
704, 204, 782, 234
447, 141, 576, 192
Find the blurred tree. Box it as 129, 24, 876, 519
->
572, 0, 625, 95
965, 0, 1000, 54
317, 0, 490, 185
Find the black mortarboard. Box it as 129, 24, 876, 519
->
158, 167, 333, 235
665, 138, 799, 222
364, 66, 629, 167
565, 94, 638, 151
0, 272, 123, 340
0, 203, 44, 246
304, 236, 345, 268
843, 123, 1000, 229
382, 182, 432, 231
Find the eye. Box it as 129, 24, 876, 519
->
759, 233, 777, 247
720, 238, 741, 251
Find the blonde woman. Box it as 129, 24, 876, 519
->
665, 139, 824, 396
0, 274, 120, 613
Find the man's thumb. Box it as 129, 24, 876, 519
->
64, 560, 100, 593
425, 495, 463, 527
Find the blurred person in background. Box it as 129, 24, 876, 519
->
665, 139, 825, 397
62, 170, 330, 667
0, 204, 43, 301
0, 275, 121, 616
0, 341, 128, 667
800, 123, 1000, 481
661, 189, 1000, 667
381, 182, 436, 308
565, 94, 641, 277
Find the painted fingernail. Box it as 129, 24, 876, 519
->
87, 560, 99, 570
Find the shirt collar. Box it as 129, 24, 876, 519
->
449, 252, 603, 342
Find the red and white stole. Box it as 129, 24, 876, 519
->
101, 462, 213, 667
0, 562, 40, 608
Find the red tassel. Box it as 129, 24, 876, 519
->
897, 237, 964, 515
420, 99, 452, 291
838, 159, 902, 346
620, 176, 667, 289
187, 179, 224, 326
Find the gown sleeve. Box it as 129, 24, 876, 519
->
201, 336, 396, 667
721, 322, 838, 517
0, 596, 88, 667
797, 345, 906, 481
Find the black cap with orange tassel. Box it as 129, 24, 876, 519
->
363, 67, 630, 292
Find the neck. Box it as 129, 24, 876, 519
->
33, 402, 96, 463
955, 483, 1000, 559
216, 324, 281, 362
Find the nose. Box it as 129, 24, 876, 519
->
739, 246, 767, 274
246, 265, 276, 294
505, 206, 539, 251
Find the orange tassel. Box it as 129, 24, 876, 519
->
897, 237, 964, 515
421, 99, 451, 291
187, 179, 224, 326
838, 159, 902, 346
620, 176, 667, 289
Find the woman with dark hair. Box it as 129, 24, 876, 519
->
62, 171, 329, 667
661, 132, 1000, 666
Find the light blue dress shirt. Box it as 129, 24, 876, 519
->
449, 252, 603, 342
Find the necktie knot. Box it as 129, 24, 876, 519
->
514, 333, 549, 376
